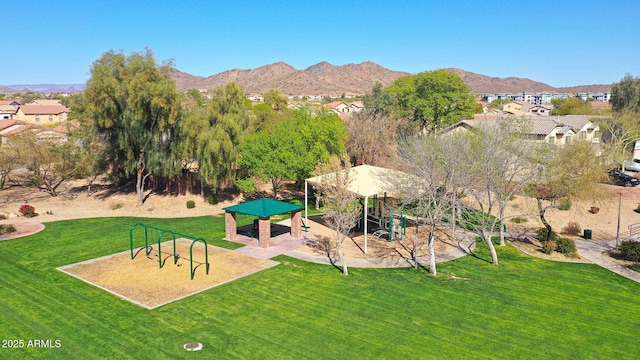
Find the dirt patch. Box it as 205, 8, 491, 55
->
299, 217, 457, 265
58, 239, 278, 309
503, 186, 640, 241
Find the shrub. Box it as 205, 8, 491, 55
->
557, 198, 572, 211
207, 194, 219, 205
0, 213, 6, 220
541, 240, 556, 254
110, 203, 123, 210
0, 224, 17, 235
562, 221, 581, 236
510, 216, 528, 224
536, 228, 557, 242
619, 240, 640, 262
186, 200, 196, 209
19, 204, 37, 217
555, 237, 577, 254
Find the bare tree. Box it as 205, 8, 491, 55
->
0, 144, 18, 190
10, 134, 84, 197
598, 111, 640, 170
395, 134, 462, 275
463, 118, 540, 252
345, 110, 397, 165
313, 157, 361, 276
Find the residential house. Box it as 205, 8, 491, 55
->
0, 105, 17, 119
440, 115, 599, 148
325, 101, 351, 114
14, 104, 69, 124
348, 101, 364, 113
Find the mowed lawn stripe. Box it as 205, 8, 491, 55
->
1, 217, 640, 358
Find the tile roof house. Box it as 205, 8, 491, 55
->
440, 115, 599, 147
15, 104, 69, 124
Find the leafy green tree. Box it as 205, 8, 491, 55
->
181, 82, 249, 193
611, 74, 640, 113
263, 88, 288, 111
386, 70, 476, 132
487, 98, 511, 109
550, 97, 593, 115
238, 109, 346, 197
83, 49, 182, 205
363, 82, 395, 118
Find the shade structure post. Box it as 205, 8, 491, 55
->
304, 181, 308, 228
364, 195, 369, 254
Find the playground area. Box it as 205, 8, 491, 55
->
58, 237, 278, 309
293, 215, 463, 267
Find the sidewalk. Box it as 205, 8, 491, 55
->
574, 238, 640, 283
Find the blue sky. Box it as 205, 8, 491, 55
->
2, 0, 639, 87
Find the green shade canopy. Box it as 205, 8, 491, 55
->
222, 198, 304, 218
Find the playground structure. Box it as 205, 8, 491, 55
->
129, 223, 210, 280
359, 193, 407, 242
305, 165, 410, 253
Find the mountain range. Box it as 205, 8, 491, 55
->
2, 62, 612, 96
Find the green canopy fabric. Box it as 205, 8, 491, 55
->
222, 198, 304, 218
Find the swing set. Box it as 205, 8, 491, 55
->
129, 223, 210, 280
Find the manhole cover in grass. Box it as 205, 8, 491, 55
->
184, 342, 203, 351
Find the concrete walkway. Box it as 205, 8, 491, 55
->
574, 238, 640, 283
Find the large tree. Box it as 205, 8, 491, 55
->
84, 49, 182, 205
526, 140, 608, 241
463, 118, 540, 250
395, 133, 463, 275
611, 74, 640, 113
238, 109, 346, 197
181, 83, 249, 193
345, 110, 396, 165
263, 88, 288, 111
599, 111, 640, 170
386, 69, 476, 133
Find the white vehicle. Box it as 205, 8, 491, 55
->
624, 159, 640, 172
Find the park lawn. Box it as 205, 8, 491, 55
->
1, 216, 639, 359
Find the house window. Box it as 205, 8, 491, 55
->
49, 114, 53, 122
35, 115, 40, 122
548, 136, 555, 144
578, 131, 586, 140
565, 136, 572, 145
59, 115, 63, 122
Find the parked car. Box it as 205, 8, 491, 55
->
624, 159, 640, 172
608, 168, 640, 187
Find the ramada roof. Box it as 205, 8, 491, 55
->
222, 198, 304, 218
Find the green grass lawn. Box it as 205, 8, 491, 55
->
1, 216, 639, 359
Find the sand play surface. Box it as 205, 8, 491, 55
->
58, 239, 278, 309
